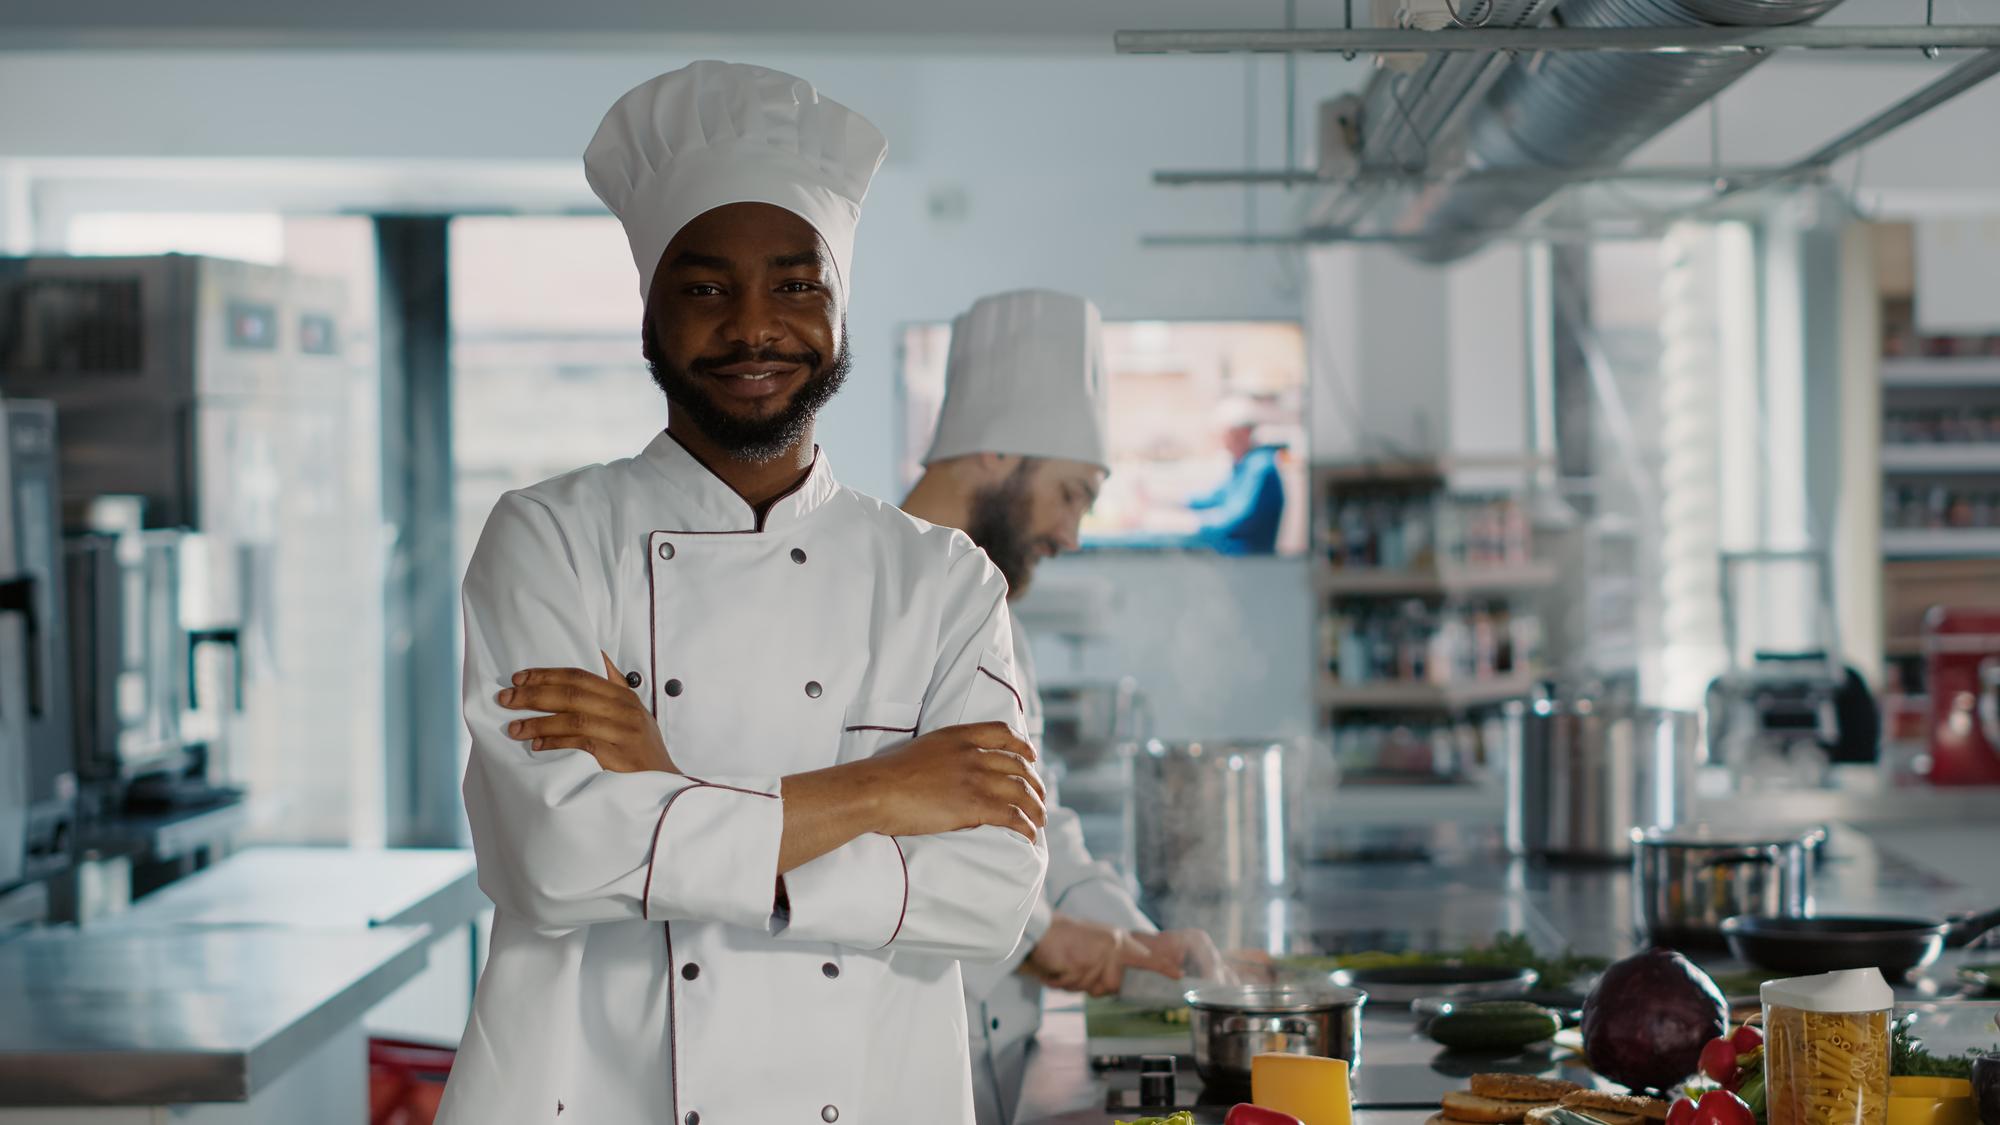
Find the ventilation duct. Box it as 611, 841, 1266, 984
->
1329, 0, 1846, 262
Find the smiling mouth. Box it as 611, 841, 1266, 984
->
699, 362, 805, 401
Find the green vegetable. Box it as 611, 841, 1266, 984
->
1892, 1020, 1990, 1080
1428, 1000, 1564, 1051
1113, 1114, 1195, 1125
1738, 1065, 1766, 1121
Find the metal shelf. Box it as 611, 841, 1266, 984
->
1882, 528, 2000, 559
1318, 673, 1538, 711
1881, 357, 2000, 389
1314, 560, 1558, 596
1881, 444, 2000, 474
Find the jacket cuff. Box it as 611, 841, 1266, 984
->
773, 831, 907, 949
643, 780, 783, 930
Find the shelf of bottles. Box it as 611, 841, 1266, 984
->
1312, 461, 1547, 786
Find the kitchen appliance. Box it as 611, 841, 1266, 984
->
1504, 684, 1699, 863
1184, 982, 1366, 1092
1125, 739, 1307, 902
1721, 908, 2000, 979
63, 498, 242, 809
0, 254, 378, 843
1705, 551, 1880, 789
1631, 826, 1825, 949
0, 398, 77, 891
1924, 607, 2000, 786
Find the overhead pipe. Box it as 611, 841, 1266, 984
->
1368, 0, 1847, 261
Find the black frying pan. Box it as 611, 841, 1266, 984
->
1721, 907, 2000, 979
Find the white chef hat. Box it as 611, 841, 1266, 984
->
583, 60, 887, 304
924, 289, 1110, 471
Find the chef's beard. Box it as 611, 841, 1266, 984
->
643, 320, 851, 464
966, 460, 1057, 598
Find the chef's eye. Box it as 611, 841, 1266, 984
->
683, 283, 724, 297
778, 280, 822, 294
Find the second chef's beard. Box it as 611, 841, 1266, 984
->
644, 319, 852, 464
965, 460, 1055, 598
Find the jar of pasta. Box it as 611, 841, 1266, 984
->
1764, 969, 1895, 1125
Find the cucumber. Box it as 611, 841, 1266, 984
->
1427, 1001, 1563, 1051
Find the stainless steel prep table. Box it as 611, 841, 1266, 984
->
0, 925, 428, 1119
103, 847, 480, 936
97, 846, 485, 1043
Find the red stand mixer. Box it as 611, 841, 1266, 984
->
1923, 606, 2000, 785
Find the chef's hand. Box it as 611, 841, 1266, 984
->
863, 722, 1046, 842
1021, 915, 1183, 997
496, 653, 679, 774
1130, 928, 1229, 983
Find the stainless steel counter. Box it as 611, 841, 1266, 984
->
1016, 821, 2000, 1124
0, 925, 429, 1106
100, 847, 481, 935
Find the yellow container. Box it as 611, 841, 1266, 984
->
1763, 970, 1895, 1125
1885, 1076, 1977, 1125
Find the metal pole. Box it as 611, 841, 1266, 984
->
1284, 0, 1298, 177
1142, 225, 1667, 246
1691, 48, 2000, 207
1153, 164, 1824, 187
1115, 24, 2000, 55
1793, 48, 2000, 169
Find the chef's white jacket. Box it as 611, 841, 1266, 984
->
438, 432, 1049, 1125
963, 616, 1154, 1125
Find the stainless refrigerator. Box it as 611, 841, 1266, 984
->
0, 254, 382, 845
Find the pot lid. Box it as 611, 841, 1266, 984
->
1184, 983, 1367, 1013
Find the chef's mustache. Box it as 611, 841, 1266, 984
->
688, 345, 822, 374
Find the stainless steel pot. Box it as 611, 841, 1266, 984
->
1504, 687, 1700, 862
1631, 825, 1825, 949
1185, 983, 1366, 1091
1125, 739, 1306, 901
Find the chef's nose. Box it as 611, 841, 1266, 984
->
718, 290, 784, 351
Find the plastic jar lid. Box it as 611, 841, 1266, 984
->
1761, 967, 1895, 1013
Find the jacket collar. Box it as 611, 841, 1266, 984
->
639, 429, 839, 534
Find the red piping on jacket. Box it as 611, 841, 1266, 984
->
883, 836, 911, 948
641, 784, 707, 922
977, 666, 1025, 714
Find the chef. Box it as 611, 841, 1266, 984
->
438, 62, 1051, 1125
902, 290, 1229, 1125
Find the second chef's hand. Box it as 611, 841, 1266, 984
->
497, 653, 680, 775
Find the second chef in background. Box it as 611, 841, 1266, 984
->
903, 289, 1230, 1125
